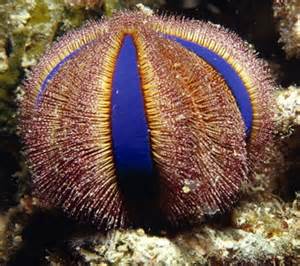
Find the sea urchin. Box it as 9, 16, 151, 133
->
19, 11, 275, 230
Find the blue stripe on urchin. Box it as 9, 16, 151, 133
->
111, 35, 154, 183
35, 40, 100, 107
35, 47, 82, 107
166, 35, 253, 136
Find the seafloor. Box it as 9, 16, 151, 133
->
0, 0, 299, 265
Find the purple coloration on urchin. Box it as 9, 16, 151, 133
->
19, 11, 275, 230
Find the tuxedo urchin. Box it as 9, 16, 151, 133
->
20, 11, 275, 230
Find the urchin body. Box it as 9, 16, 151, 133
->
20, 12, 275, 229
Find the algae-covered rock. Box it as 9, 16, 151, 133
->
64, 0, 104, 9
102, 0, 164, 16
10, 190, 297, 265
74, 229, 187, 265
273, 0, 300, 58
275, 86, 300, 136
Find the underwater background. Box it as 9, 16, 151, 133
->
0, 0, 299, 265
